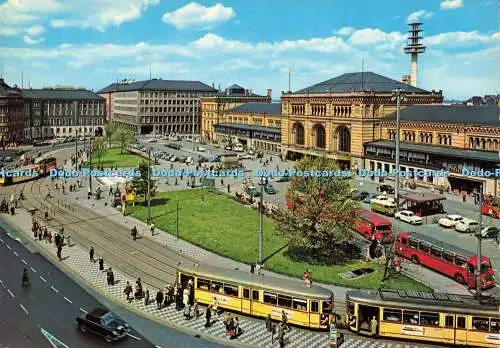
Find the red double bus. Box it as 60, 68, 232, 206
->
481, 196, 500, 218
395, 232, 496, 289
353, 208, 394, 243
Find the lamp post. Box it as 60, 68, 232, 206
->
88, 135, 92, 192
391, 89, 407, 210
74, 129, 78, 170
476, 184, 483, 298
258, 175, 265, 265
192, 100, 196, 150
147, 147, 151, 223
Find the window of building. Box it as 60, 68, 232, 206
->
383, 309, 402, 322
420, 312, 439, 326
263, 292, 277, 305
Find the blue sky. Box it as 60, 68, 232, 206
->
0, 0, 498, 99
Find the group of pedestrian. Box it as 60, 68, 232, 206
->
123, 278, 144, 303
32, 218, 52, 244
265, 311, 289, 347
223, 313, 241, 339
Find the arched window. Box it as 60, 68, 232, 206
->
447, 135, 452, 145
487, 139, 492, 150
481, 138, 486, 149
293, 123, 305, 146
313, 124, 326, 149
337, 126, 351, 152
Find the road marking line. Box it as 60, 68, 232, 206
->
39, 276, 47, 282
30, 267, 36, 273
20, 304, 29, 315
7, 289, 15, 298
64, 297, 72, 304
50, 286, 59, 293
0, 238, 4, 243
13, 251, 19, 256
79, 308, 87, 314
126, 333, 141, 341
0, 280, 4, 288
6, 245, 11, 250
21, 259, 27, 265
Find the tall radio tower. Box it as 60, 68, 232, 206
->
404, 22, 426, 87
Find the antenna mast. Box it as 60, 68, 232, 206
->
404, 22, 426, 87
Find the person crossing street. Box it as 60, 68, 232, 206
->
89, 247, 95, 262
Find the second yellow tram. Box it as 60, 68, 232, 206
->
177, 263, 334, 329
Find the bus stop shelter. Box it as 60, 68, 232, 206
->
399, 192, 446, 217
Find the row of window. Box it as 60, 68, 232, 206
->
383, 309, 500, 332
402, 237, 468, 267
137, 107, 198, 113
139, 117, 197, 124
141, 92, 203, 98
140, 99, 197, 105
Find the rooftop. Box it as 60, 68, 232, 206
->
293, 72, 430, 94
97, 79, 217, 93
384, 105, 500, 126
400, 191, 446, 203
22, 88, 104, 100
214, 123, 281, 134
227, 102, 281, 115
0, 78, 22, 97
365, 140, 500, 163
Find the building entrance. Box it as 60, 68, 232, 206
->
447, 176, 482, 194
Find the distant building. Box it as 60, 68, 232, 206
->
22, 87, 106, 140
200, 84, 272, 141
0, 78, 24, 145
97, 79, 217, 135
213, 102, 282, 153
465, 95, 500, 106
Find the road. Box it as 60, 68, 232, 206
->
0, 225, 222, 348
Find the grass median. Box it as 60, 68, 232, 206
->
127, 188, 431, 291
91, 146, 145, 168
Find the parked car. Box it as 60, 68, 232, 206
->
277, 175, 290, 182
438, 214, 464, 228
353, 191, 370, 200
185, 156, 193, 164
363, 193, 375, 204
377, 185, 394, 194
238, 154, 252, 160
177, 156, 187, 163
395, 210, 423, 225
147, 138, 157, 143
197, 146, 206, 152
455, 218, 480, 233
76, 308, 130, 343
481, 226, 499, 239
169, 156, 178, 162
264, 183, 276, 194
245, 186, 260, 197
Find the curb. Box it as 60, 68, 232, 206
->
0, 214, 249, 348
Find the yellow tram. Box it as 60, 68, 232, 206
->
176, 263, 334, 329
346, 289, 500, 347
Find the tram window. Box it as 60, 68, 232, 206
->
457, 317, 466, 329
278, 295, 292, 308
292, 298, 307, 311
443, 252, 454, 263
211, 281, 223, 293
408, 238, 418, 249
311, 301, 319, 313
347, 302, 354, 315
263, 292, 278, 305
322, 301, 332, 314
472, 317, 490, 332
403, 311, 419, 324
467, 263, 475, 275
197, 278, 210, 290
430, 247, 442, 258
455, 256, 467, 268
223, 284, 239, 297
491, 319, 500, 333
420, 312, 439, 326
252, 290, 259, 301
383, 309, 402, 322
444, 315, 454, 328
243, 288, 250, 299
418, 242, 430, 253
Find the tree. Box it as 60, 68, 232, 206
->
104, 123, 116, 148
113, 126, 134, 154
131, 160, 157, 203
93, 137, 106, 166
276, 156, 358, 259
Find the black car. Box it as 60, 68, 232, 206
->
353, 191, 370, 200
377, 185, 394, 194
77, 308, 130, 343
481, 226, 499, 240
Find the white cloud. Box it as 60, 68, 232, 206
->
214, 59, 259, 71
334, 27, 354, 36
25, 25, 44, 36
440, 0, 464, 10
407, 10, 434, 22
348, 28, 405, 46
23, 35, 44, 45
424, 31, 500, 46
162, 2, 235, 30
0, 27, 18, 36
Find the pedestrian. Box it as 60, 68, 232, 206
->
184, 304, 191, 320
131, 226, 137, 240
124, 281, 133, 302
227, 183, 230, 193
109, 187, 113, 196
304, 269, 311, 288
221, 179, 224, 186
156, 290, 164, 310
462, 193, 466, 202
44, 210, 48, 220
150, 222, 155, 236
192, 302, 199, 319
266, 314, 272, 332
370, 316, 378, 337
106, 267, 114, 285
281, 310, 288, 329
205, 305, 212, 328
99, 258, 104, 271
278, 323, 285, 347
250, 263, 255, 274
57, 246, 62, 261
89, 247, 95, 262
144, 288, 150, 306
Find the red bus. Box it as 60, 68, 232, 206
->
353, 208, 394, 243
395, 232, 496, 289
481, 196, 500, 218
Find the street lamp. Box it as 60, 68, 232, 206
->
476, 184, 483, 298
391, 89, 407, 209
147, 147, 152, 223
192, 100, 196, 150
88, 134, 93, 192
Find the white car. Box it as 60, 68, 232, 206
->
238, 154, 252, 160
147, 138, 157, 143
455, 218, 480, 233
438, 214, 464, 228
395, 210, 423, 225
169, 156, 177, 162
197, 146, 206, 152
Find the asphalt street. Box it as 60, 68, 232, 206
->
0, 224, 222, 348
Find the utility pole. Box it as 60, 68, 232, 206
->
192, 100, 195, 150
88, 135, 92, 192
476, 183, 483, 298
258, 175, 264, 265
74, 129, 78, 170
391, 89, 406, 210
147, 147, 151, 223
176, 202, 179, 240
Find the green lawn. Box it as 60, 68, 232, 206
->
91, 147, 146, 168
127, 189, 431, 291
